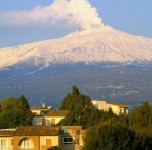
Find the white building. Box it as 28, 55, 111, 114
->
92, 100, 129, 115
30, 103, 54, 115
32, 110, 69, 126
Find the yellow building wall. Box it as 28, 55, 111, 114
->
44, 116, 65, 125
92, 100, 110, 111
40, 136, 59, 150
60, 126, 84, 150
92, 100, 129, 115
0, 137, 13, 149
109, 104, 128, 115
109, 105, 120, 115
32, 116, 65, 126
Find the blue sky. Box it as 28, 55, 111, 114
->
0, 0, 152, 47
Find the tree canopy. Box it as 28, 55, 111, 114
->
131, 102, 152, 130
58, 86, 152, 149
59, 85, 116, 128
83, 121, 135, 150
0, 95, 33, 129
60, 87, 152, 149
83, 102, 152, 150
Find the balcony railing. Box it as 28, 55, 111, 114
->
0, 146, 13, 150
18, 146, 34, 150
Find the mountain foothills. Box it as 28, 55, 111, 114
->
0, 26, 152, 106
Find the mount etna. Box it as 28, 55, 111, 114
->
0, 26, 152, 107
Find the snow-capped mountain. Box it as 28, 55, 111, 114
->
1, 26, 152, 69
1, 26, 152, 106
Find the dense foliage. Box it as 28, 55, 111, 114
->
0, 86, 151, 149
83, 102, 152, 150
83, 122, 135, 150
131, 102, 152, 130
0, 95, 33, 129
59, 86, 152, 149
59, 85, 116, 128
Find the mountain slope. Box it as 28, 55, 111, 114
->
1, 26, 152, 68
1, 27, 152, 106
1, 63, 152, 107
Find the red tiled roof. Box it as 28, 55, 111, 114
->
0, 130, 15, 136
30, 107, 44, 110
45, 110, 69, 116
30, 107, 55, 111
14, 126, 60, 136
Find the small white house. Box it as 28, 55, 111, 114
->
92, 100, 129, 115
32, 110, 69, 126
30, 103, 55, 115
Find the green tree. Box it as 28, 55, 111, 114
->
0, 95, 33, 129
133, 134, 152, 150
59, 86, 102, 128
83, 108, 152, 150
131, 102, 152, 132
83, 121, 135, 150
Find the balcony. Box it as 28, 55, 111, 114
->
18, 146, 34, 150
0, 146, 13, 150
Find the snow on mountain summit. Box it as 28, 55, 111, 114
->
1, 26, 152, 68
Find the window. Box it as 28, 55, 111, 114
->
11, 139, 13, 145
124, 108, 127, 114
46, 139, 52, 146
120, 109, 122, 114
63, 137, 73, 144
45, 119, 51, 125
0, 139, 7, 150
77, 130, 80, 135
42, 118, 46, 126
19, 138, 34, 149
21, 139, 30, 149
51, 119, 55, 125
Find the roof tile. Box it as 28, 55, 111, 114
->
14, 126, 60, 136
45, 110, 69, 116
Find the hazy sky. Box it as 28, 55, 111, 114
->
0, 0, 152, 47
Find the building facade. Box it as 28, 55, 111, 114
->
32, 110, 69, 126
92, 100, 129, 115
0, 126, 84, 150
0, 129, 15, 150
